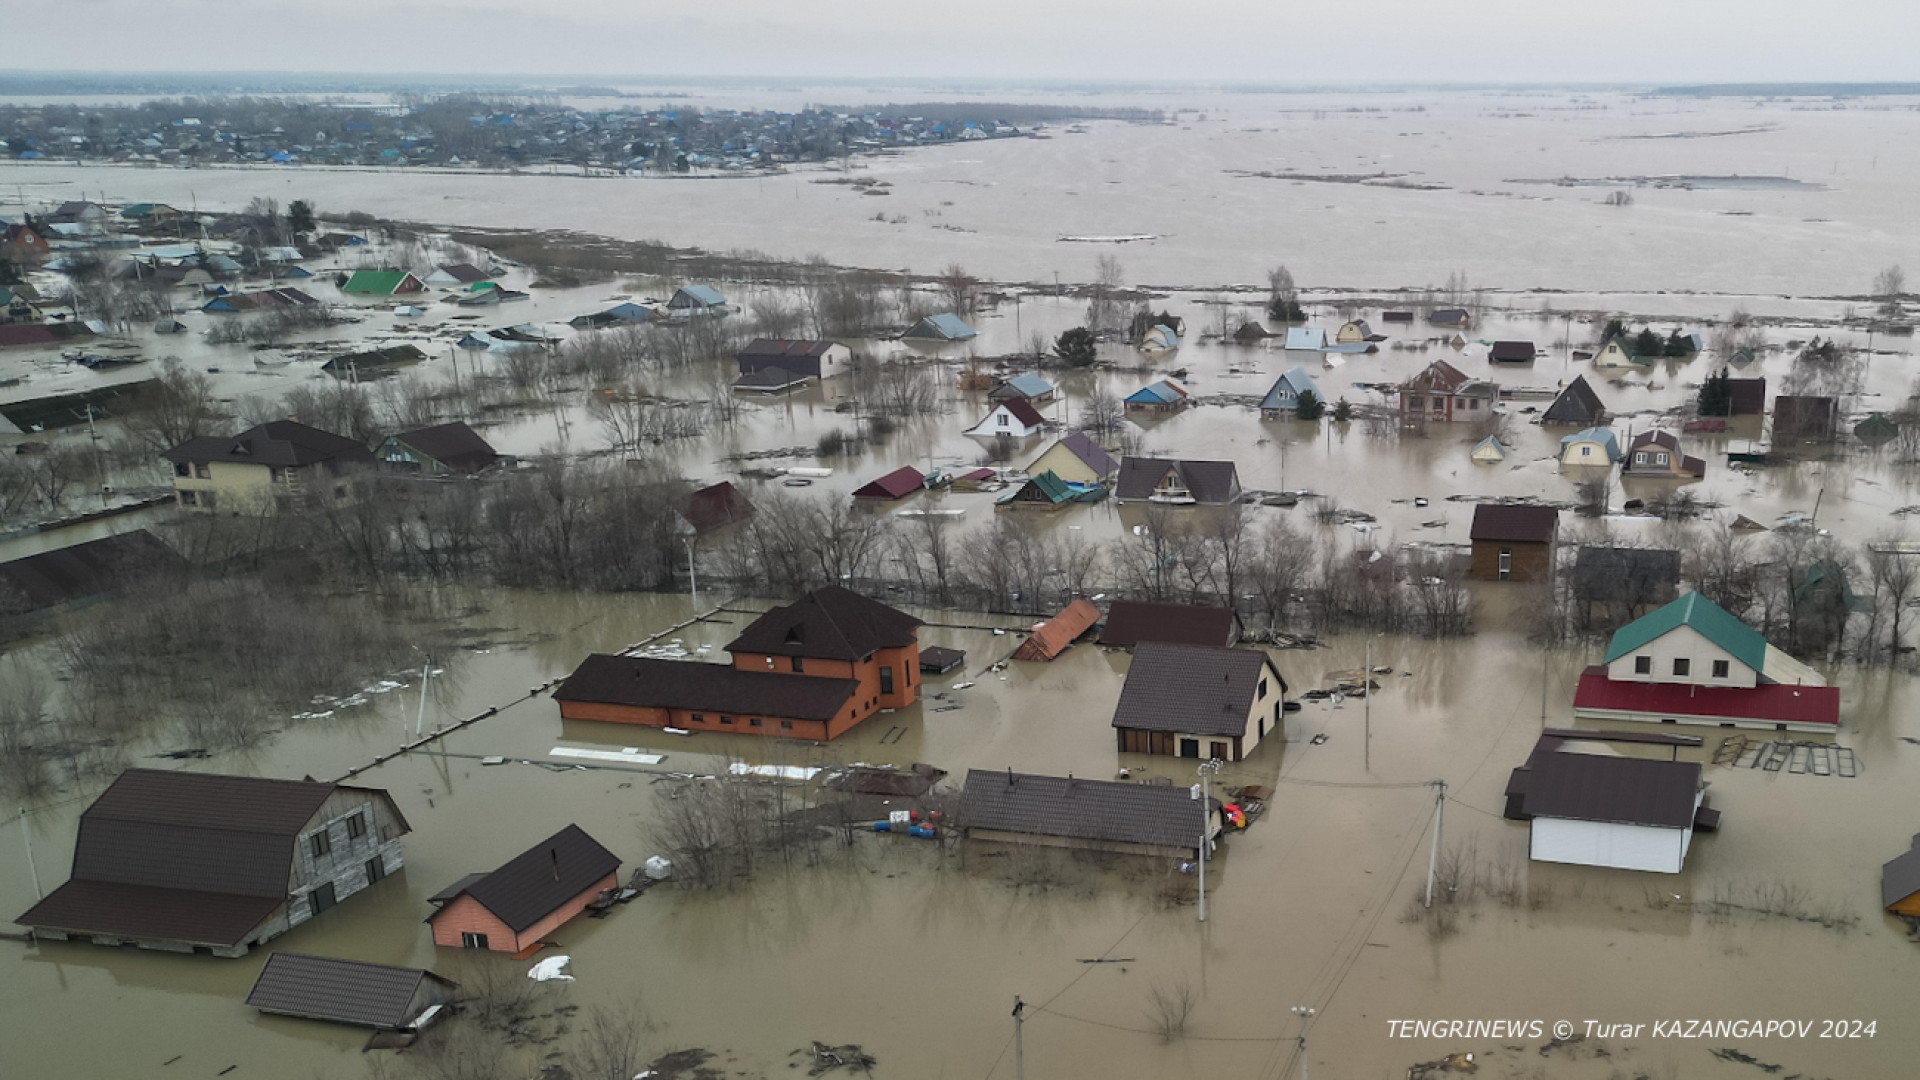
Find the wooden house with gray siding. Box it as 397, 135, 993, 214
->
16, 770, 409, 957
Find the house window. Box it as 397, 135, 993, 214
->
1580, 446, 1591, 457
200, 491, 216, 510
691, 713, 704, 723
177, 490, 197, 506
1672, 658, 1691, 677
461, 931, 489, 949
194, 463, 210, 479
1712, 659, 1729, 678
1655, 453, 1669, 466
346, 812, 366, 839
879, 667, 895, 695
791, 657, 804, 673
310, 830, 331, 858
780, 720, 793, 729
1468, 398, 1480, 410
1431, 396, 1444, 409
1634, 452, 1648, 465
307, 881, 336, 918
1634, 655, 1651, 674
364, 856, 385, 885
173, 461, 190, 477
998, 414, 1008, 427
749, 717, 762, 727
1258, 678, 1268, 700
1498, 549, 1512, 580
720, 715, 733, 725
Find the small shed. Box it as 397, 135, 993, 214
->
1727, 377, 1767, 416
1124, 378, 1190, 413
1522, 753, 1709, 874
427, 824, 621, 955
1470, 435, 1508, 464
853, 466, 926, 502
1773, 396, 1839, 441
962, 769, 1220, 859
1488, 340, 1537, 364
1543, 377, 1607, 426
1855, 413, 1899, 446
246, 953, 456, 1031
1468, 504, 1558, 582
904, 313, 977, 341
1011, 598, 1102, 661
919, 646, 966, 675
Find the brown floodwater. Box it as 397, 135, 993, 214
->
3, 586, 1918, 1079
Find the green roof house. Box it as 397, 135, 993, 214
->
342, 270, 426, 296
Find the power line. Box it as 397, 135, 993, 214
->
1031, 1004, 1287, 1043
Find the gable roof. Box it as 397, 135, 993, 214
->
1488, 340, 1536, 363
1011, 470, 1074, 504
670, 284, 726, 307
17, 770, 407, 947
1259, 366, 1321, 411
436, 825, 620, 934
0, 529, 186, 617
1125, 379, 1189, 405
341, 270, 421, 295
164, 421, 372, 469
1011, 598, 1101, 661
905, 313, 976, 340
993, 398, 1048, 428
683, 481, 754, 533
1543, 376, 1605, 424
1428, 308, 1471, 327
1035, 430, 1119, 478
1469, 504, 1557, 544
1284, 326, 1327, 350
1471, 435, 1508, 460
962, 770, 1216, 852
1100, 601, 1238, 648
1882, 835, 1920, 910
725, 585, 922, 662
1522, 753, 1700, 829
390, 422, 497, 472
1630, 429, 1681, 453
246, 953, 454, 1029
853, 465, 926, 500
1603, 591, 1768, 672
1111, 643, 1281, 737
1559, 427, 1620, 461
990, 373, 1054, 399
1114, 457, 1241, 504
553, 654, 860, 721
1404, 359, 1469, 394
434, 263, 490, 284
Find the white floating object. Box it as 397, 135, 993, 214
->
528, 955, 573, 982
550, 747, 665, 764
643, 855, 673, 881
662, 727, 693, 736
728, 762, 821, 781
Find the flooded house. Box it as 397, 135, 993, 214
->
961, 769, 1221, 860
996, 470, 1079, 511
852, 465, 928, 503
1488, 340, 1536, 364
1284, 326, 1328, 350
1, 221, 52, 264
1570, 591, 1840, 732
736, 337, 851, 380
1123, 378, 1191, 414
17, 770, 410, 958
1505, 738, 1714, 874
1427, 307, 1472, 329
1258, 366, 1322, 419
246, 953, 457, 1031
1470, 435, 1508, 464
666, 284, 727, 316
1467, 504, 1558, 582
1399, 359, 1496, 423
163, 420, 375, 512
1724, 376, 1768, 416
423, 263, 491, 288
1881, 835, 1920, 917
571, 302, 660, 329
1622, 429, 1705, 480
1024, 430, 1120, 487
1773, 396, 1840, 441
987, 373, 1055, 405
965, 397, 1048, 438
377, 421, 500, 475
1098, 600, 1239, 649
1593, 335, 1637, 367
554, 586, 923, 739
1114, 457, 1241, 506
1111, 642, 1287, 761
678, 481, 755, 536
0, 285, 42, 324
1232, 321, 1273, 344
0, 529, 186, 619
1335, 319, 1374, 343
1557, 427, 1621, 466
427, 824, 620, 955
1010, 598, 1102, 661
903, 312, 977, 341
340, 270, 427, 296
1139, 323, 1180, 352
1542, 376, 1607, 426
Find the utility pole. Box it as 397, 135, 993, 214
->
686, 537, 698, 603
1424, 780, 1447, 908
1011, 997, 1025, 1080
413, 658, 432, 739
20, 808, 42, 900
1364, 636, 1372, 772
1291, 1005, 1315, 1080
1196, 758, 1222, 922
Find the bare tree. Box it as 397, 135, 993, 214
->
1867, 534, 1918, 659
1085, 254, 1125, 334
122, 358, 223, 452
940, 262, 978, 315
1875, 265, 1906, 318
1079, 387, 1123, 437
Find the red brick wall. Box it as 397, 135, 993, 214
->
429, 872, 620, 952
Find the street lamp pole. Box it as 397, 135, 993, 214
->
685, 537, 698, 603
1291, 1006, 1316, 1080
1196, 758, 1222, 922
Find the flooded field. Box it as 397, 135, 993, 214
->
2, 84, 1919, 1079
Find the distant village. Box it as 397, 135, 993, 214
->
1, 185, 1916, 1076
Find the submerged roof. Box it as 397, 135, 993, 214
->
1469, 504, 1558, 544
0, 529, 185, 616
1543, 376, 1606, 424
990, 373, 1054, 399
671, 284, 726, 306
164, 421, 372, 469
725, 585, 921, 662
433, 825, 621, 934
554, 654, 860, 721
1031, 430, 1119, 478
389, 422, 497, 471
904, 312, 976, 340
853, 465, 926, 500
1559, 427, 1620, 460
1522, 753, 1700, 829
247, 953, 454, 1029
1882, 835, 1920, 910
1114, 457, 1240, 504
1011, 598, 1101, 661
1112, 643, 1280, 737
1603, 592, 1768, 672
962, 770, 1217, 852
1100, 601, 1237, 649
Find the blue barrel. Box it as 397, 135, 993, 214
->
874, 821, 890, 832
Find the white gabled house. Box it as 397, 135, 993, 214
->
965, 398, 1048, 438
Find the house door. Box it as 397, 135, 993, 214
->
307, 882, 337, 919
364, 857, 386, 886
461, 931, 489, 949
1498, 549, 1512, 581
1211, 741, 1230, 762
1180, 738, 1200, 759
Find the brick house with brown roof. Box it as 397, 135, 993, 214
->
426, 825, 620, 956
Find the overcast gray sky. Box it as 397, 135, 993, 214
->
12, 0, 1920, 84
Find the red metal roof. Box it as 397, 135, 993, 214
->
1571, 666, 1839, 727
853, 465, 925, 500
1011, 598, 1100, 661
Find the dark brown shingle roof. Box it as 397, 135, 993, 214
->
682, 481, 754, 534
1543, 376, 1606, 425
1522, 754, 1700, 828
1728, 377, 1766, 416
724, 586, 921, 662
1470, 504, 1558, 544
246, 952, 454, 1029
553, 655, 861, 721
435, 824, 621, 934
1111, 643, 1281, 737
853, 466, 925, 500
163, 421, 372, 469
390, 422, 497, 472
0, 529, 185, 617
963, 770, 1216, 851
1114, 457, 1241, 504
1488, 340, 1536, 363
1099, 601, 1237, 648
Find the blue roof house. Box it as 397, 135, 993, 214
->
904, 313, 978, 341
1559, 427, 1622, 466
1259, 366, 1323, 418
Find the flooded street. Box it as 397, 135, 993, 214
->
2, 83, 1919, 1079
